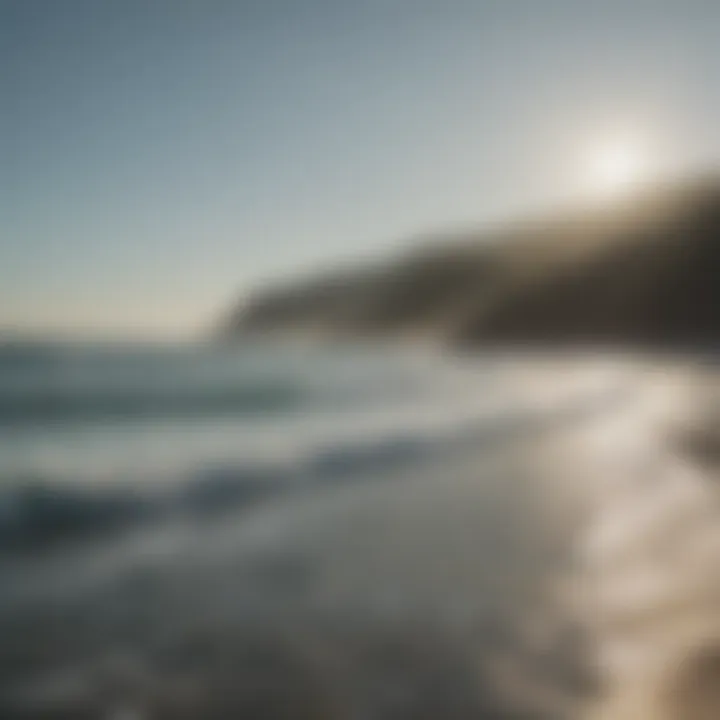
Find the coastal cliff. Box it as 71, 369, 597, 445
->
223, 176, 720, 347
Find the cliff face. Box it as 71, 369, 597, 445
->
223, 177, 720, 348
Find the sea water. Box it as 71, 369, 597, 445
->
0, 341, 555, 552
0, 342, 657, 718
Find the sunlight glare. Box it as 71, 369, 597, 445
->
584, 136, 652, 197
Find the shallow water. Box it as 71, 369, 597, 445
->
3, 345, 718, 718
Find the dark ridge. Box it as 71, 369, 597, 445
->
223, 174, 720, 349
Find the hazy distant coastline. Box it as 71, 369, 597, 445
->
224, 176, 720, 349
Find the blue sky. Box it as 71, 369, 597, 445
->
1, 0, 718, 336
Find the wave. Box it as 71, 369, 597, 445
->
0, 383, 308, 426
0, 385, 622, 560
0, 343, 431, 426
0, 430, 445, 556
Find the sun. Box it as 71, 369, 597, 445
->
583, 137, 651, 197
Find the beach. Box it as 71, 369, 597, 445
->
2, 349, 718, 718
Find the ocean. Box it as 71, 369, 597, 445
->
1, 341, 628, 555
0, 342, 537, 553
3, 342, 704, 719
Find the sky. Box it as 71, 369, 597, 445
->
1, 0, 718, 337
